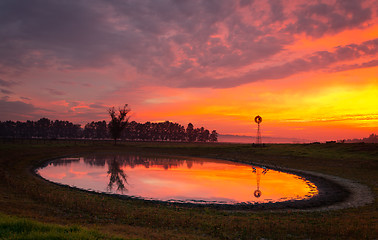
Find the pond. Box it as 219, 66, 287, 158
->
36, 153, 318, 205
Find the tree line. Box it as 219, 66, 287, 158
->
337, 134, 377, 143
0, 118, 218, 142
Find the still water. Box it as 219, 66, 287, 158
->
36, 154, 318, 204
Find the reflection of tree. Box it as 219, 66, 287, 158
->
252, 166, 268, 198
107, 158, 128, 192
83, 154, 204, 170
51, 157, 80, 166
186, 160, 193, 169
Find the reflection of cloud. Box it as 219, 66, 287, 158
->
87, 171, 106, 178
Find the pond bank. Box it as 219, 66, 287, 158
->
35, 153, 374, 211
1, 142, 377, 239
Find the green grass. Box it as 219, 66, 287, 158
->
0, 140, 377, 239
0, 213, 123, 240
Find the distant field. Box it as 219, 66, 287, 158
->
0, 141, 377, 239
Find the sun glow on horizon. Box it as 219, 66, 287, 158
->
0, 0, 376, 142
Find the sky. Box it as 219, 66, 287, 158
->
0, 0, 377, 142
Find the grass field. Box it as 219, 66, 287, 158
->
0, 141, 377, 239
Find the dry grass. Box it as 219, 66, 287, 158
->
0, 141, 377, 239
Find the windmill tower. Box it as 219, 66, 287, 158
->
254, 115, 262, 145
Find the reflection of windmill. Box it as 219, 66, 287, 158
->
107, 158, 128, 193
252, 166, 268, 198
254, 115, 262, 145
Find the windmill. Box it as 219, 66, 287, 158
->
254, 115, 262, 145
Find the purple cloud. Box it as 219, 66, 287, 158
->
0, 99, 47, 121
0, 88, 13, 94
81, 83, 92, 87
0, 0, 376, 90
57, 80, 75, 85
178, 38, 378, 88
0, 78, 18, 87
286, 0, 372, 37
44, 88, 66, 96
330, 59, 378, 72
89, 103, 106, 109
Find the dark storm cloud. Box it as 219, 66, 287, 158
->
0, 0, 376, 89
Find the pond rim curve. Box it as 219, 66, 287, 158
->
33, 152, 354, 211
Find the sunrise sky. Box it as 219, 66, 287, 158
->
0, 0, 377, 142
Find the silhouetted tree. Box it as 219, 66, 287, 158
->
0, 116, 218, 143
36, 118, 51, 138
108, 104, 130, 145
0, 118, 83, 139
209, 130, 218, 142
339, 133, 378, 143
197, 127, 210, 142
186, 123, 196, 142
83, 121, 108, 139
83, 122, 96, 139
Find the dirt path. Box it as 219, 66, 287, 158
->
293, 169, 374, 211
263, 164, 375, 212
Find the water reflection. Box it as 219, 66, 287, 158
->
107, 158, 128, 192
252, 166, 268, 198
53, 154, 199, 170
37, 154, 318, 204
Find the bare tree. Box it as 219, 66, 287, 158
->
108, 104, 130, 145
